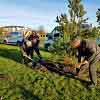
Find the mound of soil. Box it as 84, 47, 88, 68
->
38, 59, 77, 75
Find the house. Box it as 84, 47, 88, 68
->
0, 26, 47, 39
0, 26, 25, 36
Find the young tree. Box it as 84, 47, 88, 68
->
56, 0, 88, 39
54, 0, 88, 56
56, 14, 70, 41
68, 0, 88, 33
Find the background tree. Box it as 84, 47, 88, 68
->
81, 27, 98, 39
96, 9, 100, 37
96, 8, 100, 25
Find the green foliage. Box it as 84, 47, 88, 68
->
48, 36, 75, 58
49, 37, 65, 54
0, 44, 100, 100
80, 27, 100, 39
56, 14, 71, 40
68, 0, 88, 33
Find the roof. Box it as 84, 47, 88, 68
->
0, 26, 25, 28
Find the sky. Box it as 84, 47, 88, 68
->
0, 0, 99, 32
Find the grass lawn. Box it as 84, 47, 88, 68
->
0, 44, 100, 100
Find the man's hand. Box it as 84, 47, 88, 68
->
75, 60, 88, 68
82, 60, 88, 65
75, 63, 82, 68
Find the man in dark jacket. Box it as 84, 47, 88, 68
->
70, 38, 100, 88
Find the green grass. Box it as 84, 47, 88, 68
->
0, 44, 100, 100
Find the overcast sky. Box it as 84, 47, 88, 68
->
0, 0, 99, 32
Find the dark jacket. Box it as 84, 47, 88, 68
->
77, 39, 100, 63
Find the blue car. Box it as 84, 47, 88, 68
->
4, 32, 23, 45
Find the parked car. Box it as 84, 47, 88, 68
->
44, 27, 61, 50
3, 32, 23, 45
44, 35, 53, 50
44, 32, 63, 51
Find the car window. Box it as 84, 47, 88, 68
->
54, 33, 59, 37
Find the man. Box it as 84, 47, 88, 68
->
21, 31, 42, 65
70, 37, 100, 88
29, 31, 42, 59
